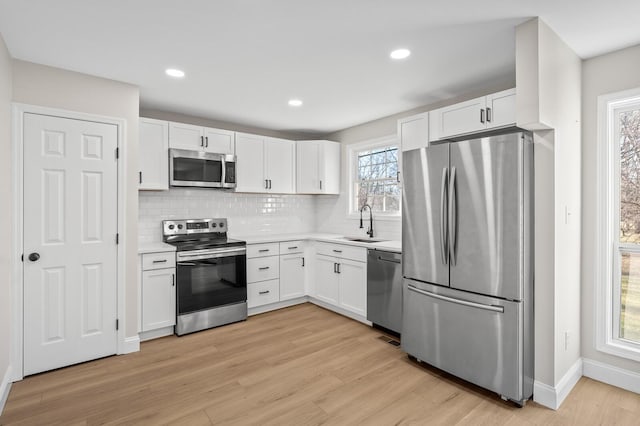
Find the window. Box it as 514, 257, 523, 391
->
597, 88, 640, 361
349, 136, 401, 215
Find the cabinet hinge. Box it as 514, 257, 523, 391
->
116, 233, 119, 244
116, 319, 119, 330
115, 147, 119, 159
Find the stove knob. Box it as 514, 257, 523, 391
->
219, 222, 225, 228
177, 224, 183, 229
168, 224, 175, 230
211, 223, 217, 228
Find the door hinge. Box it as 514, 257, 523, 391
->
115, 147, 119, 159
116, 233, 119, 244
116, 319, 119, 330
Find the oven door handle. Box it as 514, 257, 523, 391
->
177, 262, 198, 266
177, 247, 247, 261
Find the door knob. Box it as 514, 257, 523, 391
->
28, 252, 40, 262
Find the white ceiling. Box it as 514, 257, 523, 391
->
1, 1, 639, 135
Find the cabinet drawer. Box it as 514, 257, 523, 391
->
279, 240, 304, 254
247, 279, 280, 308
247, 242, 280, 258
247, 256, 279, 283
316, 242, 366, 263
142, 252, 176, 271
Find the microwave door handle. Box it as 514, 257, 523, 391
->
221, 157, 226, 185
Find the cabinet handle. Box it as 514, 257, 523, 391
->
258, 249, 270, 253
205, 136, 209, 148
265, 179, 269, 189
259, 290, 270, 295
269, 179, 272, 189
397, 171, 401, 183
337, 263, 341, 274
486, 107, 492, 122
320, 180, 323, 190
259, 266, 270, 270
139, 171, 142, 184
200, 136, 204, 147
172, 274, 175, 286
302, 257, 305, 267
480, 108, 485, 124
288, 246, 298, 250
334, 263, 337, 273
152, 259, 168, 263
333, 249, 342, 253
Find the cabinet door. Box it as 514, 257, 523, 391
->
235, 133, 266, 193
203, 127, 235, 154
338, 259, 366, 317
296, 141, 320, 194
398, 112, 429, 151
486, 88, 516, 130
168, 122, 205, 150
265, 137, 295, 193
319, 140, 341, 194
139, 118, 169, 190
280, 253, 305, 301
315, 255, 340, 306
142, 269, 176, 331
436, 96, 486, 139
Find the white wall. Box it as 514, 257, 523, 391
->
516, 18, 582, 399
12, 60, 141, 339
582, 43, 640, 373
0, 31, 13, 408
139, 190, 317, 243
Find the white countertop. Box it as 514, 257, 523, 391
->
138, 242, 176, 254
231, 232, 402, 253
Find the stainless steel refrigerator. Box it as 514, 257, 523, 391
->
401, 130, 533, 406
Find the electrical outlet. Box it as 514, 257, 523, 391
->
564, 331, 570, 351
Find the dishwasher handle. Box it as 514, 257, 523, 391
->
377, 255, 401, 264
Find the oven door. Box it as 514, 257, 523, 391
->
176, 248, 247, 315
170, 148, 224, 188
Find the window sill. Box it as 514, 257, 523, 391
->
597, 338, 640, 363
347, 213, 401, 222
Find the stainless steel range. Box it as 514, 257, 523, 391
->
163, 218, 247, 335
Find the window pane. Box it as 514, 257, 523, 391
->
619, 109, 640, 243
620, 251, 640, 344
353, 144, 400, 214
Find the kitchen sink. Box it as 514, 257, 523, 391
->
341, 237, 388, 243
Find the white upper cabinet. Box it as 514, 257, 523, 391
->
235, 132, 295, 194
429, 88, 516, 141
398, 112, 429, 151
296, 140, 340, 194
169, 121, 235, 154
139, 118, 169, 190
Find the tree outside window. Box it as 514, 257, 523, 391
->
353, 145, 400, 213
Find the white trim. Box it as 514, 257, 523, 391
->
533, 358, 583, 410
0, 365, 12, 416
139, 326, 174, 342
583, 358, 640, 395
248, 297, 307, 316
308, 297, 371, 326
595, 88, 640, 363
121, 335, 141, 354
11, 103, 131, 380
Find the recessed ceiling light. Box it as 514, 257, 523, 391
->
165, 68, 185, 78
288, 99, 303, 107
390, 49, 411, 60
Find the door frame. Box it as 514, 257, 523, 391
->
11, 103, 129, 381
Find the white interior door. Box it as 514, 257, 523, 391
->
23, 113, 119, 376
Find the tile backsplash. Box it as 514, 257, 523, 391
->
139, 189, 317, 243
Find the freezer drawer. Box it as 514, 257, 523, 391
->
401, 279, 530, 403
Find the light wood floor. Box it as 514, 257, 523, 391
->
2, 303, 639, 425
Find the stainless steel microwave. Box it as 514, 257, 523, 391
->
169, 148, 237, 189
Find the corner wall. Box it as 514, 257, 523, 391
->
581, 44, 640, 373
0, 32, 13, 412
12, 60, 140, 341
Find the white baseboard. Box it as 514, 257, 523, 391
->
139, 326, 175, 342
119, 335, 140, 354
533, 358, 583, 410
583, 358, 640, 394
1, 364, 13, 416
308, 298, 371, 326
248, 297, 308, 316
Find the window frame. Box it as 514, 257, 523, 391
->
346, 135, 401, 220
596, 86, 640, 362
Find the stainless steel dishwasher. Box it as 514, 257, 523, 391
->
367, 249, 402, 334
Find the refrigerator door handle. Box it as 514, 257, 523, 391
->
407, 285, 504, 313
449, 166, 458, 266
440, 167, 449, 264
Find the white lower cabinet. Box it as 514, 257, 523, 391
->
315, 254, 340, 305
337, 258, 367, 317
247, 279, 280, 308
140, 252, 176, 333
280, 253, 305, 301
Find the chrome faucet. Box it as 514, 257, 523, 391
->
359, 203, 374, 238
